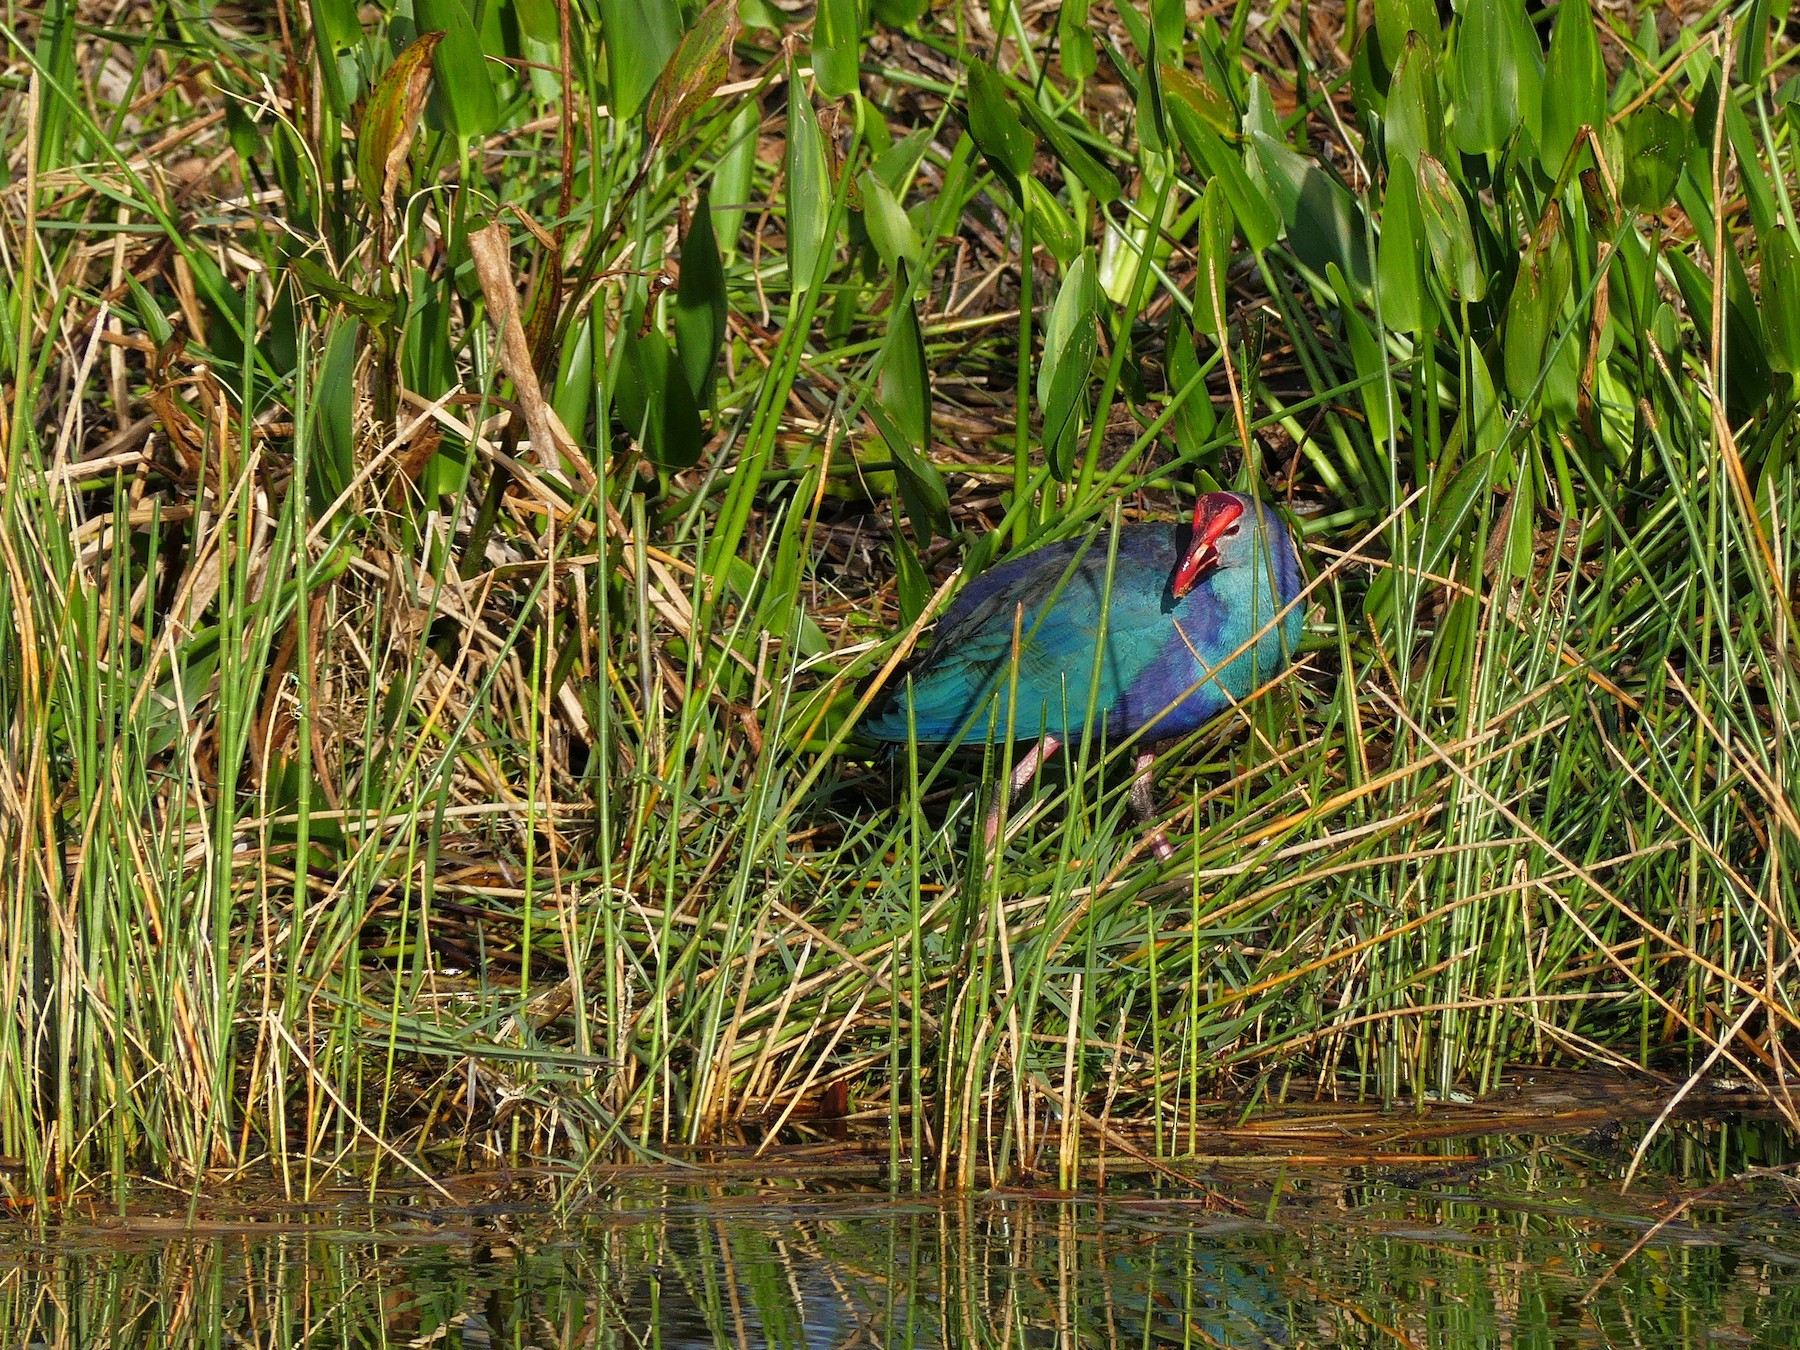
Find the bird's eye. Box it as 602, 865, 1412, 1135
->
1222, 522, 1242, 538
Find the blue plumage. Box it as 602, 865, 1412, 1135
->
865, 493, 1304, 747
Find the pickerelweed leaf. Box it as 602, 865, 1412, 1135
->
1538, 0, 1604, 176
1384, 32, 1444, 170
1374, 0, 1439, 62
1163, 88, 1278, 251
1424, 450, 1494, 578
1415, 154, 1485, 301
1058, 0, 1098, 82
1761, 228, 1800, 375
1160, 64, 1236, 138
1165, 313, 1217, 457
513, 0, 562, 98
712, 99, 760, 262
1012, 95, 1122, 204
600, 0, 682, 123
1023, 177, 1081, 264
674, 189, 727, 409
1194, 177, 1234, 342
1469, 342, 1506, 474
1330, 262, 1392, 447
1152, 0, 1184, 55
310, 0, 363, 114
1377, 156, 1428, 334
357, 32, 442, 216
966, 60, 1036, 192
1668, 247, 1771, 421
646, 0, 738, 145
313, 319, 360, 517
860, 170, 924, 273
1248, 131, 1372, 298
1503, 202, 1567, 402
873, 0, 928, 28
291, 256, 396, 324
551, 314, 594, 447
786, 61, 833, 290
812, 0, 862, 98
1038, 252, 1100, 480
1724, 96, 1778, 238
873, 278, 950, 540
1620, 105, 1685, 212
616, 327, 705, 470
415, 0, 499, 137
1452, 0, 1529, 155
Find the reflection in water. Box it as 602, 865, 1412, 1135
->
4, 1126, 1800, 1348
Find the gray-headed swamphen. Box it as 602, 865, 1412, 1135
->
864, 491, 1304, 858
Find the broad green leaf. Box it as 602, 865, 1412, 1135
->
874, 282, 950, 540
966, 60, 1036, 191
1384, 32, 1444, 169
599, 0, 681, 122
1415, 154, 1485, 300
1248, 132, 1372, 296
357, 32, 443, 214
1165, 315, 1217, 457
1469, 344, 1506, 476
309, 0, 364, 114
1163, 86, 1278, 250
291, 256, 394, 324
786, 64, 833, 290
1738, 0, 1791, 86
1503, 202, 1570, 403
1330, 263, 1391, 447
1058, 0, 1098, 82
1539, 0, 1605, 176
1374, 0, 1439, 60
403, 267, 453, 396
647, 0, 738, 144
873, 0, 928, 27
1377, 156, 1428, 334
1619, 106, 1685, 212
1348, 31, 1388, 125
713, 100, 760, 262
813, 0, 863, 98
1500, 457, 1536, 582
552, 315, 595, 445
1152, 0, 1184, 55
616, 328, 705, 469
1038, 252, 1100, 479
1723, 95, 1779, 238
1424, 450, 1494, 576
1013, 96, 1122, 204
674, 190, 727, 408
514, 0, 563, 98
1762, 229, 1800, 375
1194, 178, 1234, 342
1160, 64, 1235, 138
1668, 248, 1771, 421
860, 170, 925, 272
1023, 177, 1081, 264
872, 125, 933, 189
313, 320, 360, 517
1452, 0, 1533, 155
416, 0, 500, 137
1243, 73, 1280, 141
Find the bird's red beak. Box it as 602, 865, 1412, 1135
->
1171, 494, 1245, 599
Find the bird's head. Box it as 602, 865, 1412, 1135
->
1171, 492, 1255, 599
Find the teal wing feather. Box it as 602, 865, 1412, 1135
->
865, 526, 1176, 742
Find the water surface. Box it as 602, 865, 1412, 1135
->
4, 1111, 1797, 1348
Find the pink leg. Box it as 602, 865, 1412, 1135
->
984, 734, 1062, 847
1129, 748, 1175, 862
